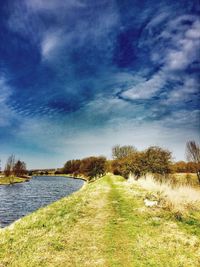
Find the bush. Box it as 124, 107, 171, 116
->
80, 156, 106, 180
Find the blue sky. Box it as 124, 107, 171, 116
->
0, 0, 199, 169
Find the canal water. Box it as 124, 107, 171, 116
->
0, 176, 84, 228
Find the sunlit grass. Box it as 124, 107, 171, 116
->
0, 174, 199, 266
0, 176, 29, 185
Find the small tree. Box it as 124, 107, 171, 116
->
13, 160, 27, 177
111, 152, 147, 179
186, 141, 200, 184
144, 146, 172, 176
4, 155, 15, 183
63, 159, 81, 174
80, 156, 106, 180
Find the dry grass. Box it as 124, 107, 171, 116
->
169, 173, 199, 187
129, 174, 200, 214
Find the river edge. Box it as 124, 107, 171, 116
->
0, 177, 31, 186
0, 176, 86, 231
0, 174, 87, 186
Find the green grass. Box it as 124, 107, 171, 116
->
0, 175, 199, 266
0, 176, 29, 185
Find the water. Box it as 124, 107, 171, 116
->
0, 176, 84, 228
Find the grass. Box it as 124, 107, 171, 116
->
0, 174, 200, 266
170, 173, 199, 187
130, 174, 200, 211
0, 176, 29, 185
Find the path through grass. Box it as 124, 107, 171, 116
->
0, 175, 199, 266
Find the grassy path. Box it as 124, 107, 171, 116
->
0, 175, 199, 266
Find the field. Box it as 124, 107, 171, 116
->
0, 174, 199, 267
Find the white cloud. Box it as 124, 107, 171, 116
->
121, 71, 166, 100
120, 14, 200, 101
160, 15, 200, 71
41, 31, 63, 60
186, 20, 200, 39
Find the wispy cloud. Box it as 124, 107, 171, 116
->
119, 13, 200, 105
120, 71, 166, 100
41, 30, 64, 61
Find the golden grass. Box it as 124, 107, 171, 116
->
129, 174, 200, 214
170, 173, 199, 187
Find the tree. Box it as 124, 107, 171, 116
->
144, 146, 172, 176
4, 154, 15, 183
13, 160, 27, 177
111, 152, 147, 179
63, 159, 81, 174
172, 161, 187, 173
186, 141, 200, 183
112, 145, 137, 160
80, 156, 106, 180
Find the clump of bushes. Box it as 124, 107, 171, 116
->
62, 156, 106, 181
111, 145, 172, 180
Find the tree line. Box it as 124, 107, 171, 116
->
2, 140, 199, 184
61, 141, 200, 184
61, 156, 107, 181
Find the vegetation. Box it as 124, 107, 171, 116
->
111, 145, 172, 179
60, 141, 200, 186
0, 140, 199, 265
4, 154, 16, 183
186, 141, 200, 183
131, 174, 200, 215
0, 176, 29, 185
168, 173, 199, 187
172, 161, 200, 173
112, 145, 137, 160
1, 155, 28, 185
0, 174, 199, 266
13, 160, 27, 177
62, 156, 106, 181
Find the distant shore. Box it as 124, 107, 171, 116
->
0, 176, 31, 185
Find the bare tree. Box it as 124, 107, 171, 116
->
112, 145, 137, 160
4, 155, 16, 183
186, 141, 200, 184
13, 160, 27, 177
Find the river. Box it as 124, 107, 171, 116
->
0, 176, 84, 228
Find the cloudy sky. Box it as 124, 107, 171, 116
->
0, 0, 199, 169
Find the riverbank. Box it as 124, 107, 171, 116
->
0, 176, 30, 185
48, 173, 87, 182
0, 174, 199, 266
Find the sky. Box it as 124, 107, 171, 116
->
0, 0, 199, 169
